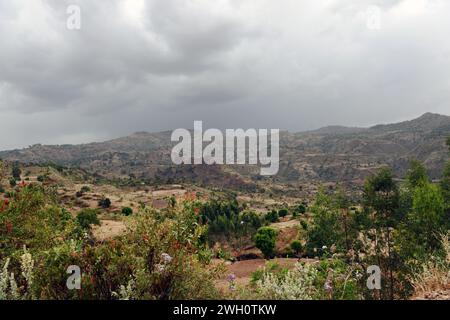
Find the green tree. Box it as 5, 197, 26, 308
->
306, 190, 343, 254
265, 210, 279, 223
399, 182, 447, 260
296, 204, 306, 215
364, 167, 400, 299
290, 240, 303, 256
406, 160, 428, 189
98, 197, 111, 209
255, 227, 277, 259
441, 161, 450, 207
278, 208, 288, 218
11, 163, 21, 181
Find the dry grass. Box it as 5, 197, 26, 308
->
411, 233, 450, 299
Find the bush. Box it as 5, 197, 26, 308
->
76, 209, 100, 230
80, 186, 91, 193
9, 178, 16, 187
255, 227, 277, 259
300, 220, 308, 230
265, 210, 279, 223
121, 207, 133, 216
296, 204, 306, 215
253, 262, 317, 300
278, 208, 289, 218
98, 198, 111, 209
290, 240, 303, 255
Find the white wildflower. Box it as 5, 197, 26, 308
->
161, 253, 173, 264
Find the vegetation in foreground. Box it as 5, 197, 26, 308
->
0, 138, 449, 300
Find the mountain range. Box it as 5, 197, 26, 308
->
1, 112, 449, 188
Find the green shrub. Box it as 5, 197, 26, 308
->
80, 186, 91, 193
278, 208, 289, 218
217, 248, 233, 261
9, 178, 16, 187
296, 204, 306, 215
121, 207, 133, 216
76, 209, 100, 230
300, 220, 308, 230
98, 198, 111, 209
290, 240, 303, 255
265, 210, 279, 223
255, 227, 277, 259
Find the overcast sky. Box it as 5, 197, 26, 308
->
1, 0, 450, 150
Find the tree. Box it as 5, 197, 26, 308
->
255, 227, 277, 259
290, 240, 303, 256
265, 210, 279, 223
334, 188, 359, 253
447, 136, 450, 151
441, 161, 450, 207
98, 197, 111, 209
278, 208, 288, 218
306, 191, 343, 254
406, 160, 428, 189
364, 167, 399, 299
401, 182, 447, 258
11, 163, 21, 181
296, 204, 306, 215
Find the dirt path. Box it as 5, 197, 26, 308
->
216, 258, 316, 292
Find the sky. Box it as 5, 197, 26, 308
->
0, 0, 450, 150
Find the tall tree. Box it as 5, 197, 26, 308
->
364, 167, 399, 299
406, 160, 428, 189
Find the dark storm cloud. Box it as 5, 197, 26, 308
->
0, 0, 449, 150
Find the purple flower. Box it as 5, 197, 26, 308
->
324, 281, 333, 293
227, 274, 236, 282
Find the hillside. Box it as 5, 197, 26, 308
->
1, 113, 449, 186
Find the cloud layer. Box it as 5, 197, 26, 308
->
1, 0, 450, 149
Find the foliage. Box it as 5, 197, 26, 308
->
265, 210, 279, 223
406, 160, 428, 189
290, 240, 303, 256
294, 204, 306, 216
253, 262, 317, 300
0, 186, 221, 300
410, 233, 450, 297
98, 197, 112, 209
11, 163, 21, 181
278, 208, 288, 218
254, 227, 277, 259
76, 209, 100, 230
121, 207, 133, 216
199, 199, 263, 249
312, 259, 362, 300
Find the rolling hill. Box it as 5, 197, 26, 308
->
1, 113, 449, 187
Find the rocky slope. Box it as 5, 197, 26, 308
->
1, 113, 449, 186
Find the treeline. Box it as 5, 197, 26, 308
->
303, 139, 450, 299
